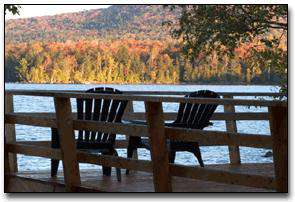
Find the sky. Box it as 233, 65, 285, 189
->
5, 5, 110, 19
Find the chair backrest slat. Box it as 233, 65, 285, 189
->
182, 103, 193, 123
90, 88, 103, 141
76, 98, 84, 141
173, 90, 220, 129
194, 104, 210, 128
175, 102, 186, 123
76, 87, 127, 146
108, 99, 128, 144
187, 104, 200, 125
196, 104, 215, 128
84, 98, 93, 141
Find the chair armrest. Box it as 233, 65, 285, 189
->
122, 120, 147, 125
123, 120, 174, 126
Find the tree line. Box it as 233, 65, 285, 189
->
5, 39, 284, 84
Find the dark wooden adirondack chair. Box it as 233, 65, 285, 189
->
51, 87, 128, 181
126, 90, 220, 174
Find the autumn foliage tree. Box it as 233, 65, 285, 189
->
166, 5, 287, 92
5, 39, 283, 84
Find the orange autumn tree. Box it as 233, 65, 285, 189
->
166, 5, 287, 93
5, 39, 284, 84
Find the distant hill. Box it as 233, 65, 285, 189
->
5, 5, 179, 43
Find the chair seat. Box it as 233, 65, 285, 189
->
166, 122, 213, 129
76, 140, 113, 151
137, 138, 199, 152
169, 141, 200, 152
126, 120, 212, 129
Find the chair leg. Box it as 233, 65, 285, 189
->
113, 150, 121, 182
169, 151, 176, 163
102, 151, 112, 176
51, 128, 60, 177
102, 166, 112, 176
126, 136, 141, 174
193, 145, 204, 167
126, 144, 135, 174
51, 159, 59, 177
101, 150, 112, 176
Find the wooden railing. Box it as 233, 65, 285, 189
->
4, 90, 287, 192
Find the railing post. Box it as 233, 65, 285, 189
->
125, 101, 138, 160
54, 97, 81, 192
4, 138, 11, 192
223, 95, 241, 165
145, 101, 172, 192
5, 93, 18, 173
269, 106, 288, 192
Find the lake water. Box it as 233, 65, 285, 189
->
5, 83, 279, 171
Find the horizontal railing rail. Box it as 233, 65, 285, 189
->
5, 90, 287, 107
5, 113, 272, 148
16, 140, 129, 149
124, 112, 270, 121
6, 89, 286, 96
7, 111, 270, 121
124, 91, 285, 97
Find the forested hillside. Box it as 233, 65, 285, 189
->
5, 5, 284, 84
5, 5, 176, 42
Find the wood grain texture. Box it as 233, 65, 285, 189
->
269, 106, 288, 192
4, 140, 11, 192
54, 97, 81, 192
5, 90, 287, 107
125, 112, 269, 121
6, 111, 270, 122
6, 142, 277, 191
9, 164, 275, 192
6, 89, 285, 97
224, 95, 241, 165
6, 175, 102, 192
16, 139, 129, 149
170, 164, 275, 190
166, 127, 273, 148
6, 143, 152, 172
5, 113, 56, 127
145, 101, 172, 192
5, 94, 18, 173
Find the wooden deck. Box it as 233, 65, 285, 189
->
7, 163, 275, 192
5, 90, 287, 192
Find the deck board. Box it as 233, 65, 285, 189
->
8, 163, 275, 192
